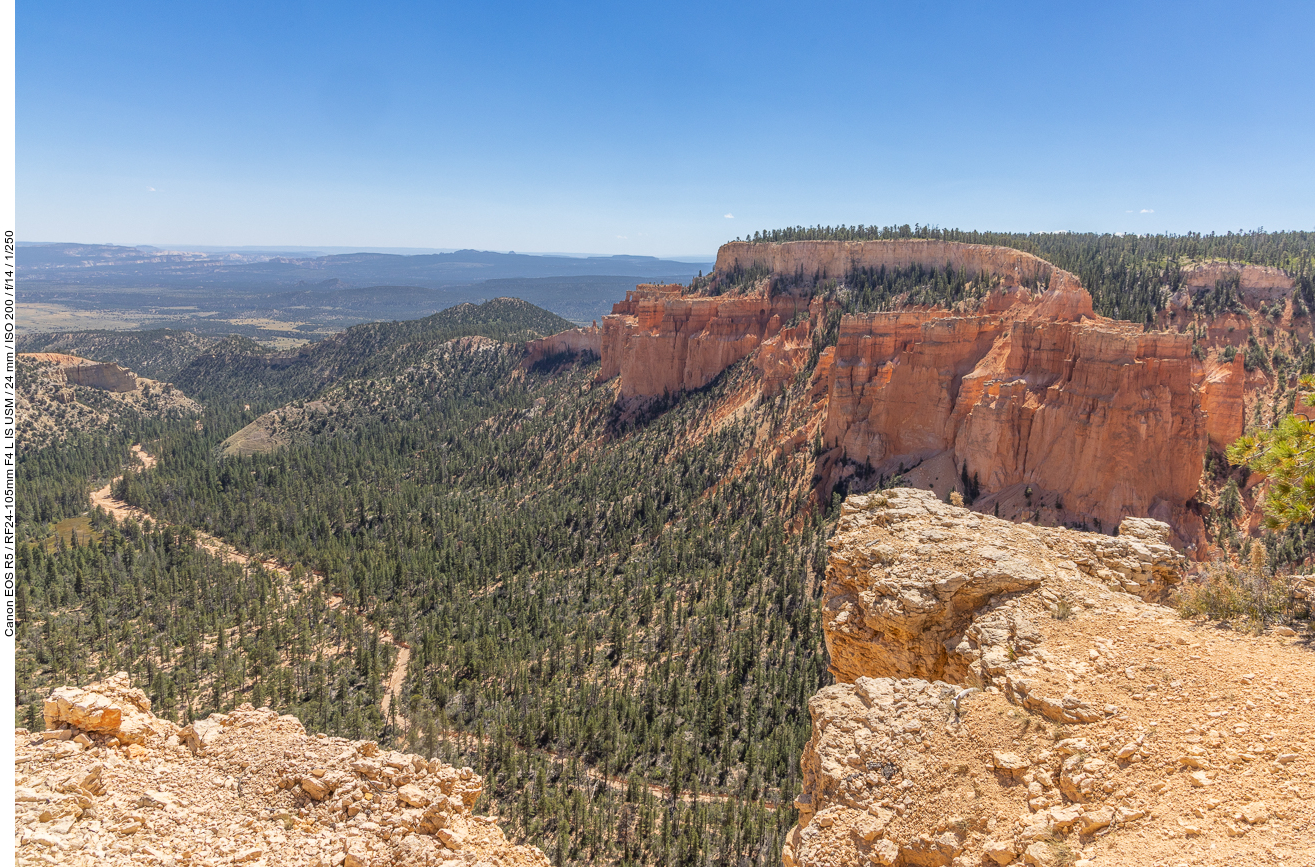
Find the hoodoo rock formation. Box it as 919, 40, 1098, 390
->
535, 240, 1251, 544
784, 489, 1315, 867
1159, 262, 1304, 453
1201, 354, 1247, 451
15, 673, 549, 867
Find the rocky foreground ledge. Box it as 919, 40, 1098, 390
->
786, 489, 1315, 867
14, 673, 549, 867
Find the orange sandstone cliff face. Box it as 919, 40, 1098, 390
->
601, 245, 1093, 404
532, 242, 1279, 546
600, 284, 810, 399
825, 300, 1206, 541
1201, 354, 1246, 450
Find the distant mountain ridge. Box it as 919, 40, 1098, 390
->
20, 297, 574, 404
19, 243, 713, 289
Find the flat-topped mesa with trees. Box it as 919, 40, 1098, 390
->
519, 230, 1313, 550
570, 238, 1199, 546
714, 239, 1082, 302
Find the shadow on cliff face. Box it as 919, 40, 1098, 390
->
602, 354, 761, 438
605, 392, 677, 435
526, 349, 599, 376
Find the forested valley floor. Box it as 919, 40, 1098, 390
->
17, 304, 835, 866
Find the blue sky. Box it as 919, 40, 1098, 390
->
19, 1, 1315, 256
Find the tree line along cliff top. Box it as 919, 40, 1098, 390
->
718, 226, 1315, 324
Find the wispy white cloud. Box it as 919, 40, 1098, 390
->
1140, 208, 1154, 213
724, 213, 734, 219
147, 187, 156, 192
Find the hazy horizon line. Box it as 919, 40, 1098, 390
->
17, 240, 717, 262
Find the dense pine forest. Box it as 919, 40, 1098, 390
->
15, 328, 232, 380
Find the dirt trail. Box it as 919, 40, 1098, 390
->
90, 447, 758, 811
381, 644, 411, 719
92, 446, 411, 720
89, 445, 157, 523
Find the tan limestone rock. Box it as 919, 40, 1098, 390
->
787, 488, 1315, 867
61, 360, 138, 392
15, 677, 550, 867
44, 672, 176, 745
524, 326, 602, 366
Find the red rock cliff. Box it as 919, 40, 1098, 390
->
822, 291, 1206, 538
1156, 263, 1301, 453
533, 242, 1217, 543
599, 284, 809, 399
594, 246, 1091, 402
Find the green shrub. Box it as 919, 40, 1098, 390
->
1177, 556, 1301, 630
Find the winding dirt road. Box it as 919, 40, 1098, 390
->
91, 446, 774, 809
381, 644, 411, 719
93, 446, 411, 720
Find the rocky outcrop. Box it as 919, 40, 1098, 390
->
1180, 262, 1295, 306
785, 488, 1315, 867
16, 675, 549, 867
754, 297, 826, 397
17, 354, 202, 452
21, 352, 139, 392
44, 673, 177, 747
820, 489, 1185, 686
63, 361, 138, 392
524, 325, 601, 365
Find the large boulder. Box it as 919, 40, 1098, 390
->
44, 672, 177, 745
